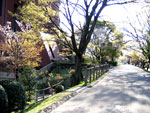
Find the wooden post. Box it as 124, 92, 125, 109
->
90, 68, 92, 83
35, 91, 38, 102
106, 64, 108, 71
102, 65, 104, 74
99, 64, 101, 77
42, 90, 45, 100
84, 68, 88, 86
96, 66, 98, 80
103, 65, 105, 73
93, 67, 95, 81
104, 64, 106, 72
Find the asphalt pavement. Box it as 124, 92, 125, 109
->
52, 64, 150, 113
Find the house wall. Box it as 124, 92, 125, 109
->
0, 0, 60, 69
0, 0, 18, 26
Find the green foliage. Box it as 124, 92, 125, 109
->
62, 76, 71, 89
49, 66, 71, 89
17, 0, 57, 34
0, 85, 8, 113
88, 20, 124, 63
35, 77, 49, 90
19, 66, 36, 101
83, 56, 91, 64
108, 61, 118, 66
55, 85, 64, 93
0, 80, 26, 112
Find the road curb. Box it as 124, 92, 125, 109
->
39, 91, 77, 113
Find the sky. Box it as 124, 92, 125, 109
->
59, 0, 149, 55
100, 2, 148, 35
60, 1, 148, 36
101, 2, 149, 56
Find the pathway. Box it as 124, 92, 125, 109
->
52, 65, 150, 113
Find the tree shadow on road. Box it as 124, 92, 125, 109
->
70, 65, 150, 112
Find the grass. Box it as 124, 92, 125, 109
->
24, 92, 72, 113
66, 81, 85, 91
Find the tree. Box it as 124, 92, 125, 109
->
49, 0, 136, 86
88, 20, 124, 63
19, 66, 36, 101
0, 21, 43, 81
124, 7, 150, 65
15, 0, 57, 34
0, 0, 58, 80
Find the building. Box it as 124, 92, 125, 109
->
0, 0, 61, 72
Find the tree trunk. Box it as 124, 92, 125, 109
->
14, 68, 19, 81
71, 54, 83, 86
111, 57, 114, 62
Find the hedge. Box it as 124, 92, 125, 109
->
0, 85, 8, 113
0, 80, 26, 112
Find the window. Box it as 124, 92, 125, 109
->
0, 0, 3, 16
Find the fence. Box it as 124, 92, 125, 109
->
35, 86, 54, 102
83, 64, 110, 86
34, 80, 64, 102
34, 64, 110, 102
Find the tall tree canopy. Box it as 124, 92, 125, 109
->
49, 0, 136, 86
88, 20, 124, 63
124, 7, 150, 64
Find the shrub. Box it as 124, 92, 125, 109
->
35, 77, 48, 90
55, 85, 64, 93
0, 85, 8, 113
0, 80, 26, 112
36, 71, 51, 90
19, 66, 36, 101
62, 76, 71, 89
108, 61, 118, 66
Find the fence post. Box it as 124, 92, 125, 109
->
99, 64, 101, 77
93, 67, 95, 81
42, 90, 45, 100
104, 64, 106, 72
105, 64, 107, 72
35, 91, 38, 102
96, 66, 98, 80
102, 65, 104, 74
90, 68, 92, 83
107, 64, 109, 71
84, 68, 88, 86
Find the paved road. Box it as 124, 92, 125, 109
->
52, 65, 150, 113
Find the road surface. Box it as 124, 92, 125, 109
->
52, 65, 150, 113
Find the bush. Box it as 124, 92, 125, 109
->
108, 61, 118, 66
62, 76, 71, 89
0, 85, 8, 113
19, 66, 36, 101
35, 77, 48, 90
55, 85, 64, 93
0, 80, 26, 112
